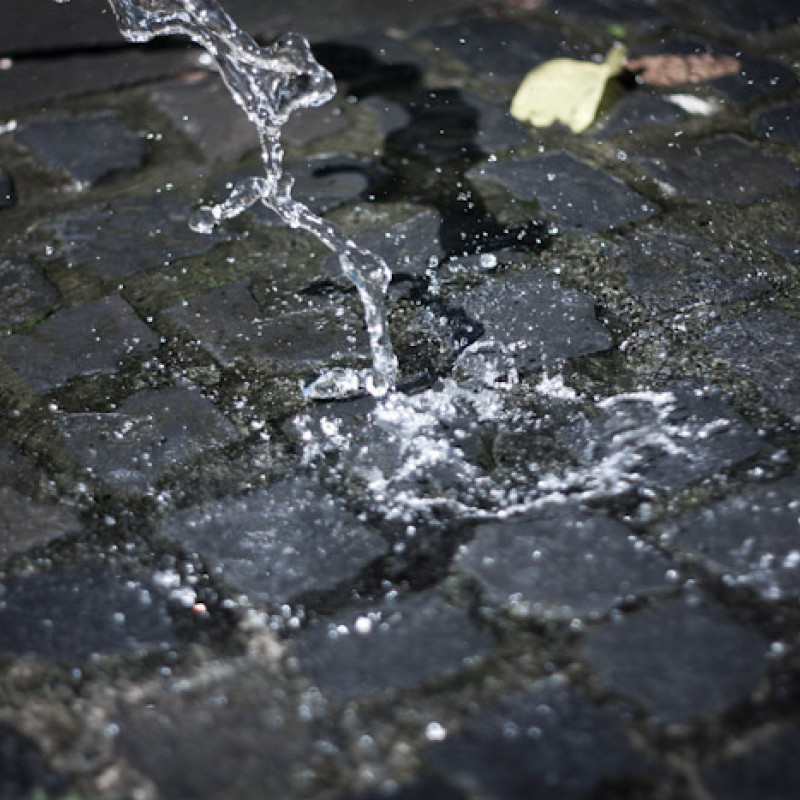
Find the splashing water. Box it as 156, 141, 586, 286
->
105, 0, 398, 397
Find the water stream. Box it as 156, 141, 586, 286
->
105, 0, 398, 398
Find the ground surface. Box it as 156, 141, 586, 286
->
2, 0, 800, 798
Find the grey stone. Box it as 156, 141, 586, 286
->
455, 509, 675, 619
45, 194, 230, 279
582, 595, 769, 724
160, 477, 387, 605
753, 101, 800, 147
213, 155, 391, 227
618, 232, 770, 311
469, 154, 659, 232
349, 776, 467, 800
425, 676, 655, 799
115, 666, 318, 800
697, 0, 799, 31
293, 591, 494, 699
163, 278, 369, 369
541, 0, 668, 29
59, 386, 239, 491
0, 487, 82, 562
0, 563, 175, 662
0, 255, 60, 328
562, 383, 762, 491
712, 56, 798, 105
15, 112, 145, 186
592, 93, 687, 138
323, 209, 444, 278
0, 167, 14, 209
0, 296, 160, 393
416, 19, 563, 83
704, 309, 800, 420
637, 134, 800, 203
0, 723, 66, 799
658, 473, 800, 600
282, 102, 350, 148
465, 92, 530, 154
150, 76, 259, 163
453, 268, 613, 372
703, 722, 800, 800
767, 221, 800, 264
0, 49, 195, 114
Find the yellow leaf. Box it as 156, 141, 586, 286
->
510, 43, 627, 133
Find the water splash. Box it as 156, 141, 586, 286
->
105, 0, 398, 397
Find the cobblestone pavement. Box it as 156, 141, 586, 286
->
2, 0, 800, 798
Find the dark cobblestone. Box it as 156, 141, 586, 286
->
2, 0, 800, 797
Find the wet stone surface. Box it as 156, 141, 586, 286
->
0, 295, 160, 393
616, 232, 770, 311
14, 112, 146, 186
294, 591, 494, 700
454, 267, 613, 371
658, 472, 800, 600
582, 594, 769, 724
636, 134, 800, 204
455, 508, 675, 619
468, 153, 659, 232
753, 101, 800, 147
703, 309, 800, 421
424, 675, 657, 799
0, 167, 14, 209
163, 278, 369, 369
0, 255, 60, 329
59, 386, 240, 491
160, 477, 388, 605
0, 563, 175, 663
2, 0, 800, 797
45, 194, 230, 279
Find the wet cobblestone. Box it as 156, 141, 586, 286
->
2, 0, 800, 798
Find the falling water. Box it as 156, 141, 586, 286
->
105, 0, 398, 397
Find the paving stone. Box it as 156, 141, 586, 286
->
163, 278, 369, 369
540, 0, 668, 29
469, 153, 659, 233
711, 56, 798, 105
115, 666, 318, 800
45, 194, 230, 279
697, 0, 800, 32
562, 384, 762, 491
0, 487, 83, 562
582, 594, 770, 724
15, 112, 145, 186
0, 723, 66, 799
0, 167, 14, 210
293, 591, 494, 700
658, 473, 800, 600
452, 268, 613, 372
637, 134, 800, 204
0, 563, 175, 662
753, 101, 800, 147
0, 296, 160, 393
416, 19, 564, 83
150, 76, 259, 163
161, 477, 387, 605
454, 509, 674, 619
0, 255, 60, 328
0, 50, 196, 114
323, 209, 444, 278
616, 232, 770, 311
425, 676, 655, 799
592, 93, 687, 138
213, 155, 392, 228
704, 309, 800, 421
703, 721, 800, 800
59, 386, 239, 491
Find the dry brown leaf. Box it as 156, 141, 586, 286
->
625, 54, 740, 86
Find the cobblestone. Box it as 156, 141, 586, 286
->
2, 0, 800, 797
